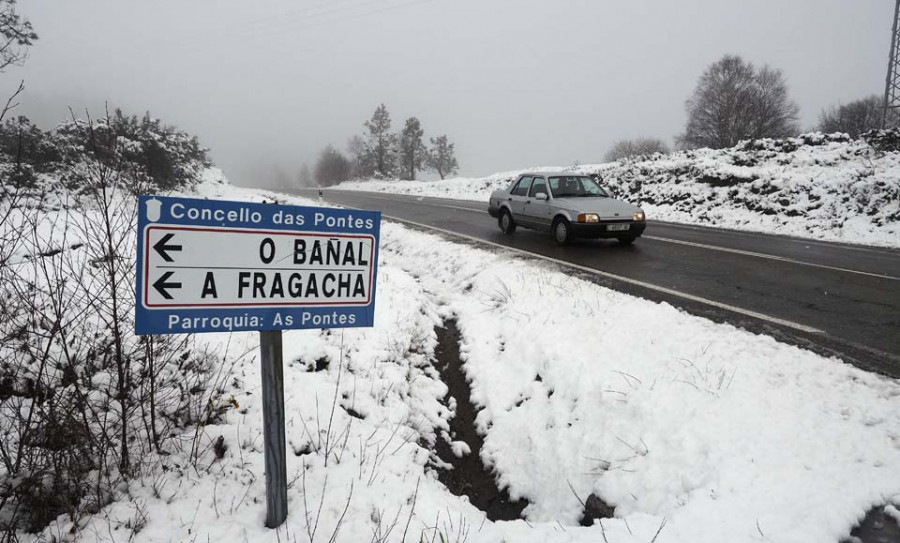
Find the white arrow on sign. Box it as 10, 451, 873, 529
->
142, 226, 375, 309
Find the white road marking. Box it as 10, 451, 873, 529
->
339, 192, 484, 213
651, 219, 900, 255
373, 214, 826, 336
643, 236, 900, 281
334, 191, 898, 280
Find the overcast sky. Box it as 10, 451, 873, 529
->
1, 0, 893, 187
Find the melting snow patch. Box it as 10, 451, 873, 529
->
450, 440, 471, 458
886, 504, 900, 524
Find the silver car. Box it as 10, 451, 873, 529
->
487, 173, 646, 245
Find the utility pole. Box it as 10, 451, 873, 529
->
884, 0, 900, 128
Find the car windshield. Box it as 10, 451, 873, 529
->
549, 176, 609, 197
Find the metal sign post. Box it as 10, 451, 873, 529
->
259, 330, 287, 527
134, 195, 381, 528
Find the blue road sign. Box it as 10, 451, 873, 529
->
135, 195, 380, 335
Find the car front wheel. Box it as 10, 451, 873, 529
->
552, 217, 571, 246
499, 209, 517, 234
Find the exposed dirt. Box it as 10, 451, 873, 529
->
580, 493, 615, 527
842, 505, 900, 543
431, 320, 528, 521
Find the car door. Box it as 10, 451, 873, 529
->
523, 176, 553, 229
508, 176, 532, 222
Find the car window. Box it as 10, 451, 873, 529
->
549, 177, 561, 193
511, 176, 532, 196
549, 176, 609, 197
529, 177, 547, 197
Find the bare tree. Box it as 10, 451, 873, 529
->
398, 117, 426, 181
426, 135, 458, 180
750, 65, 800, 140
604, 137, 670, 162
314, 145, 352, 186
346, 134, 370, 178
679, 55, 799, 149
0, 0, 38, 123
818, 95, 900, 137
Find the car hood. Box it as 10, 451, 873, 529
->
553, 197, 641, 219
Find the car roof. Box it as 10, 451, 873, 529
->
517, 172, 590, 178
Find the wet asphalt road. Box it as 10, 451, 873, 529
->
286, 188, 900, 378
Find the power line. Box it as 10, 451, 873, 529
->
240, 0, 396, 33
236, 0, 438, 41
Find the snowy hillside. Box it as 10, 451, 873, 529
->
337, 131, 900, 248
4, 168, 899, 543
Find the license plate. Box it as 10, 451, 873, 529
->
607, 224, 630, 232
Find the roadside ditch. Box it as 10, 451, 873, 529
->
429, 320, 529, 521
843, 505, 900, 543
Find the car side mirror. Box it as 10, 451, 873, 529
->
535, 192, 548, 201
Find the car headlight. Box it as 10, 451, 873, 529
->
577, 213, 600, 223
633, 211, 645, 222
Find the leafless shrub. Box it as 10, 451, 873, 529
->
604, 138, 670, 162
298, 333, 356, 467
479, 279, 512, 311
818, 95, 899, 138
368, 506, 403, 543
0, 110, 229, 537
314, 145, 352, 187
437, 511, 470, 543
673, 356, 736, 396
300, 470, 354, 543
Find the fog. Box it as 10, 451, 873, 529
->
0, 0, 892, 187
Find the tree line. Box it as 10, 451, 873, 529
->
310, 104, 459, 186
0, 110, 211, 192
605, 54, 899, 162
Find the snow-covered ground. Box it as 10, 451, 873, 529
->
336, 133, 900, 249
9, 172, 900, 543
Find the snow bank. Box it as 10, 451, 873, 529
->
20, 174, 900, 543
380, 206, 900, 542
337, 133, 900, 248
